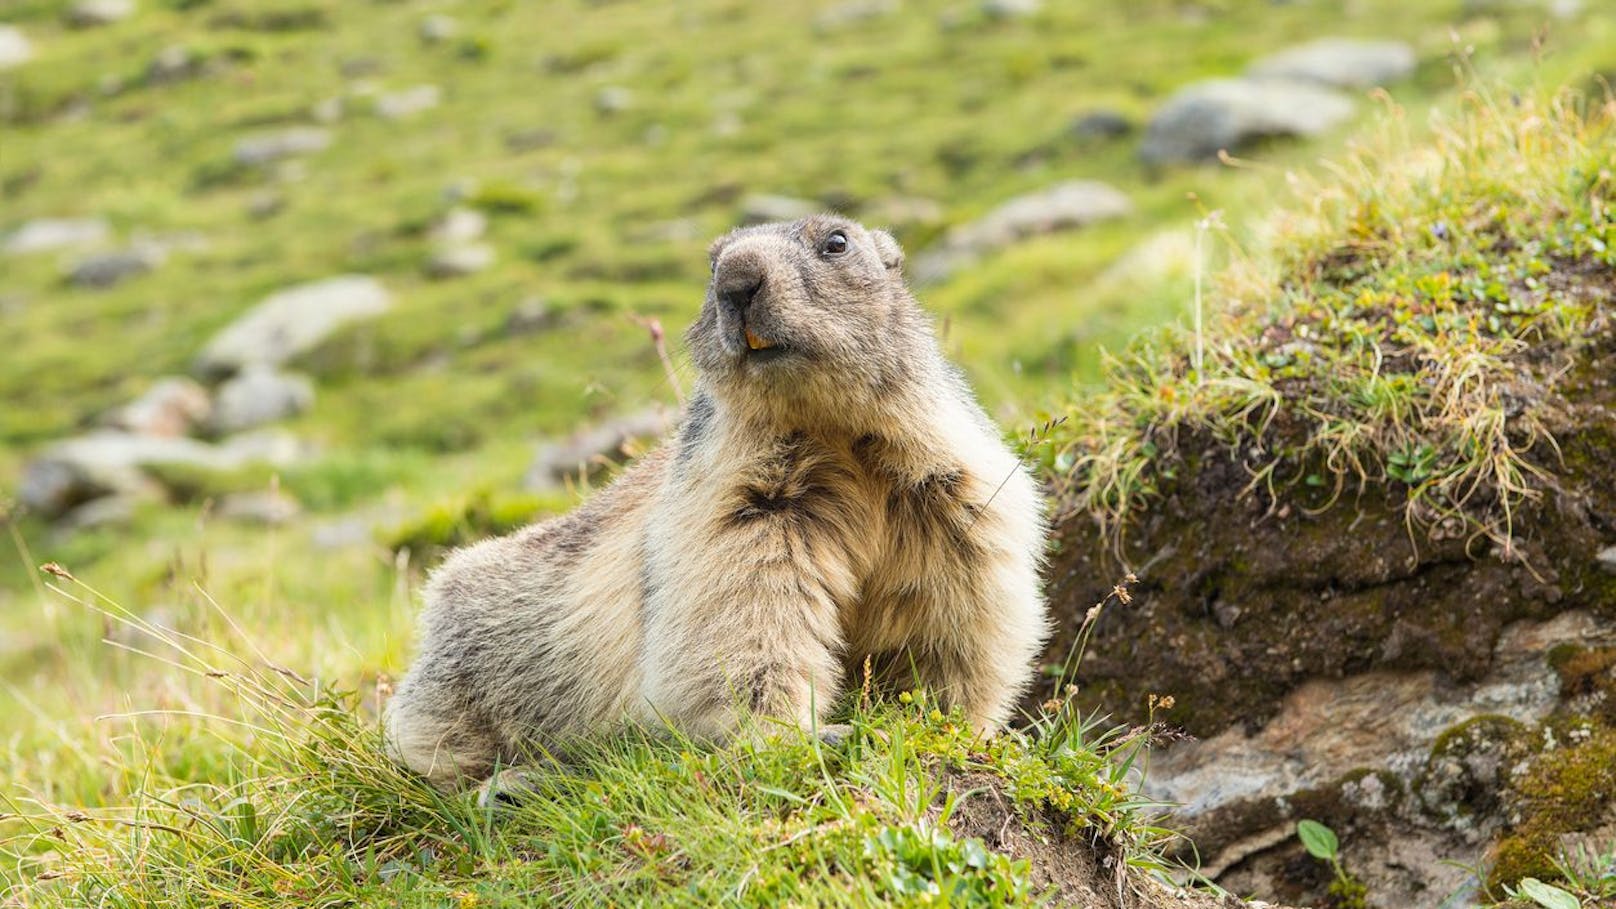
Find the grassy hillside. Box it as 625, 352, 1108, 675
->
4, 0, 1616, 905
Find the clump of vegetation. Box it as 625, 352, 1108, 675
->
1487, 725, 1616, 891
1296, 820, 1368, 909
2, 567, 1185, 907
1046, 88, 1616, 555
384, 488, 561, 559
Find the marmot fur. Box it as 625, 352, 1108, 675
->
385, 215, 1049, 787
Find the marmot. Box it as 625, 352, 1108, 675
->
385, 215, 1049, 788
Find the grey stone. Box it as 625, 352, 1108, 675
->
60, 494, 141, 531
426, 244, 494, 278
101, 377, 211, 437
1597, 544, 1616, 575
19, 432, 228, 518
217, 490, 301, 525
505, 298, 558, 335
66, 0, 135, 27
1069, 109, 1133, 141
1140, 77, 1355, 165
195, 275, 391, 377
739, 193, 818, 226
310, 96, 343, 124
430, 207, 487, 245
66, 245, 163, 288
911, 180, 1131, 282
4, 217, 110, 256
814, 0, 899, 31
524, 408, 675, 491
0, 25, 33, 69
210, 366, 314, 433
982, 0, 1040, 18
1247, 38, 1416, 89
147, 44, 198, 83
216, 428, 306, 467
419, 14, 458, 43
233, 127, 332, 166
375, 84, 441, 120
594, 86, 633, 115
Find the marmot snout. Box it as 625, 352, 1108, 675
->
386, 215, 1049, 788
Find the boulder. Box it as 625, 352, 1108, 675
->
429, 207, 487, 245
217, 490, 301, 525
19, 432, 227, 518
418, 14, 458, 43
425, 244, 494, 278
194, 275, 391, 378
981, 0, 1040, 18
0, 25, 32, 69
1068, 109, 1133, 141
233, 127, 332, 167
911, 180, 1131, 282
4, 217, 110, 256
1140, 78, 1354, 165
65, 0, 135, 27
375, 84, 441, 120
814, 0, 899, 31
524, 408, 675, 491
65, 245, 163, 288
210, 366, 315, 433
1247, 38, 1416, 89
101, 377, 212, 437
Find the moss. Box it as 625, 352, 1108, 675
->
1487, 726, 1616, 892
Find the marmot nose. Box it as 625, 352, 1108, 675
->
714, 258, 765, 312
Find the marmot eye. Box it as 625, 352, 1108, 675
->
820, 230, 850, 257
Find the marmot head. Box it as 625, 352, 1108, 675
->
687, 215, 933, 422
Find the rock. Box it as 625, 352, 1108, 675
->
66, 0, 135, 27
147, 44, 198, 83
505, 297, 558, 335
524, 408, 675, 491
60, 494, 141, 531
425, 244, 494, 278
65, 245, 163, 288
210, 366, 315, 433
419, 14, 458, 43
310, 96, 343, 123
1598, 544, 1616, 574
19, 432, 226, 518
739, 193, 819, 226
1069, 109, 1133, 141
911, 180, 1132, 282
504, 127, 559, 152
217, 490, 301, 525
1247, 38, 1416, 89
814, 0, 899, 30
982, 0, 1040, 18
246, 190, 285, 220
594, 86, 632, 115
866, 195, 945, 228
195, 275, 391, 378
101, 377, 211, 437
375, 84, 441, 120
233, 127, 332, 167
0, 25, 33, 69
430, 207, 487, 245
1140, 78, 1355, 165
4, 217, 110, 256
217, 428, 306, 466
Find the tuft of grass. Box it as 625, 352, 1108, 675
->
1044, 87, 1616, 555
2, 567, 1178, 907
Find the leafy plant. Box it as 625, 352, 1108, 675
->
1512, 877, 1579, 909
1296, 819, 1368, 909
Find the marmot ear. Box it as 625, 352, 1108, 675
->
871, 229, 904, 272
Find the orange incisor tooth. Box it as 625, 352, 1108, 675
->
745, 327, 773, 350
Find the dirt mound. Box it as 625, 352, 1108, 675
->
1037, 259, 1616, 904
943, 773, 1290, 909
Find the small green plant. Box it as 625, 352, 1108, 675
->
1510, 877, 1581, 909
1297, 819, 1368, 909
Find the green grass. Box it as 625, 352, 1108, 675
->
2, 569, 1172, 907
1043, 86, 1616, 552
